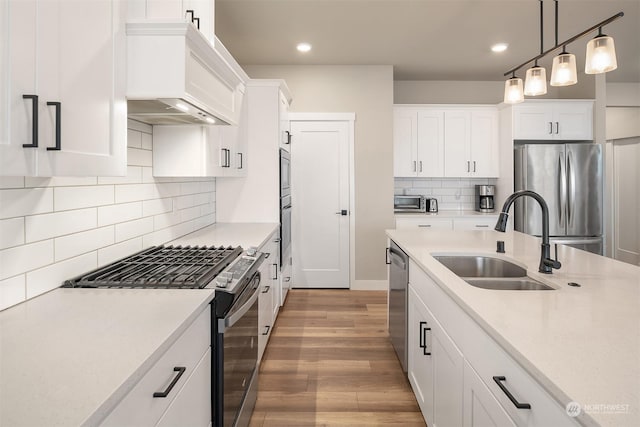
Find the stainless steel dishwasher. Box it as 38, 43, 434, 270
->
388, 240, 409, 372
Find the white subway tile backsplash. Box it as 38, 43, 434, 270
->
25, 176, 98, 188
0, 188, 53, 219
115, 217, 154, 242
143, 198, 173, 216
0, 126, 217, 310
26, 252, 97, 299
26, 208, 97, 242
0, 177, 25, 189
395, 178, 497, 211
0, 218, 25, 249
98, 238, 143, 266
54, 186, 114, 211
127, 147, 153, 167
98, 202, 142, 227
55, 226, 114, 262
0, 240, 54, 280
97, 166, 143, 185
0, 275, 26, 311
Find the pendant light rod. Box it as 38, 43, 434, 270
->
539, 0, 544, 55
554, 0, 558, 47
503, 11, 623, 77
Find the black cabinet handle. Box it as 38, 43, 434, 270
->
385, 248, 391, 265
185, 9, 199, 28
237, 152, 243, 169
22, 95, 38, 148
492, 376, 531, 409
419, 321, 431, 356
272, 263, 278, 280
262, 325, 271, 335
264, 252, 270, 259
193, 17, 200, 29
262, 285, 270, 294
284, 130, 291, 144
46, 102, 61, 150
153, 367, 186, 398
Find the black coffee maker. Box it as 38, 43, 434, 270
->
475, 185, 495, 212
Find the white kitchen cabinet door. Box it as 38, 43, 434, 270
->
394, 108, 419, 177
443, 110, 472, 177
513, 101, 593, 141
1, 0, 126, 177
408, 285, 435, 427
432, 311, 464, 427
463, 360, 517, 427
258, 257, 274, 361
453, 217, 498, 231
417, 109, 445, 177
279, 90, 291, 150
395, 217, 453, 230
470, 110, 499, 177
144, 0, 215, 41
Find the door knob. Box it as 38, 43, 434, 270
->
335, 210, 348, 216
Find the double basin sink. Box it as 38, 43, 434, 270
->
433, 255, 554, 291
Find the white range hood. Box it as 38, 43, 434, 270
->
126, 21, 248, 126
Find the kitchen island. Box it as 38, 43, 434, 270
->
387, 228, 639, 427
0, 222, 277, 426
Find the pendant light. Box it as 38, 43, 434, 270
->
585, 27, 618, 74
550, 3, 577, 86
524, 1, 547, 96
504, 74, 524, 104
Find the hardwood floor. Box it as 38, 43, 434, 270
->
249, 289, 426, 427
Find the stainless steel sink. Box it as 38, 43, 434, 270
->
433, 255, 526, 278
464, 277, 553, 291
433, 255, 554, 291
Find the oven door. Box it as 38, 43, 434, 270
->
216, 272, 260, 427
280, 201, 291, 268
280, 148, 291, 198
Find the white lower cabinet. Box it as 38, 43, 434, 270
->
100, 306, 211, 426
452, 217, 498, 231
396, 216, 499, 231
396, 217, 453, 230
406, 258, 579, 427
464, 360, 517, 427
258, 231, 281, 361
408, 285, 463, 427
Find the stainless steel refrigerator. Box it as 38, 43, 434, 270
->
514, 142, 603, 254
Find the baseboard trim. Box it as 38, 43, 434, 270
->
351, 280, 388, 291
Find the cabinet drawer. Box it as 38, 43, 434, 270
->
464, 319, 579, 427
396, 217, 453, 229
101, 306, 211, 426
453, 217, 498, 231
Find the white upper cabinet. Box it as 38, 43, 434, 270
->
513, 101, 593, 141
393, 108, 444, 177
1, 0, 127, 177
140, 0, 215, 41
394, 105, 499, 178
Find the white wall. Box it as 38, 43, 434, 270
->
0, 120, 217, 311
243, 65, 394, 284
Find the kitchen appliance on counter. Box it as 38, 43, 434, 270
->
475, 185, 495, 213
514, 142, 603, 255
387, 240, 409, 372
63, 245, 265, 427
394, 195, 426, 213
426, 198, 438, 213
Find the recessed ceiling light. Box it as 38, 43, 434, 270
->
296, 42, 312, 53
491, 43, 509, 53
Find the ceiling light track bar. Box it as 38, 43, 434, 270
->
503, 11, 623, 77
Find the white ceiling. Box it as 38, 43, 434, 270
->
215, 0, 640, 82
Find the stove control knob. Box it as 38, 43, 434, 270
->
215, 272, 233, 288
246, 247, 258, 257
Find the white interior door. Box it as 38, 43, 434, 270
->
291, 120, 350, 288
613, 137, 640, 265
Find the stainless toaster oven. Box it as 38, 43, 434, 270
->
394, 195, 426, 213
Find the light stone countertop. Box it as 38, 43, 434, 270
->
0, 222, 278, 426
387, 228, 640, 427
0, 288, 215, 426
394, 209, 499, 218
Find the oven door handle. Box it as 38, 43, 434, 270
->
220, 275, 261, 331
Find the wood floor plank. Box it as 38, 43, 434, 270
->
250, 289, 425, 427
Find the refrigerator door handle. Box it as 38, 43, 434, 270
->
558, 154, 565, 226
567, 151, 575, 228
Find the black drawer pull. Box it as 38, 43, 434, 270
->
262, 325, 271, 335
153, 367, 186, 398
419, 321, 431, 356
46, 101, 61, 150
23, 95, 38, 147
493, 376, 531, 409
265, 252, 270, 259
273, 263, 278, 280
262, 285, 270, 294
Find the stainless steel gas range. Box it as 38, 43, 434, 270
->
62, 244, 265, 427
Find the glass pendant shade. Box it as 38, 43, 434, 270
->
504, 77, 524, 104
585, 35, 617, 74
550, 53, 578, 86
524, 66, 547, 96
